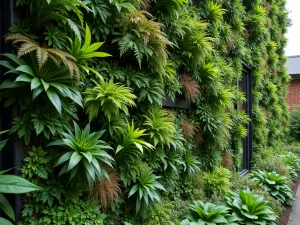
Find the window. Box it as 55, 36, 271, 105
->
238, 63, 253, 175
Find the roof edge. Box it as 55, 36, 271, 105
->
287, 55, 300, 58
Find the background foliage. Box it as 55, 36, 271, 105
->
0, 0, 290, 224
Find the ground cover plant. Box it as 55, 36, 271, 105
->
0, 0, 291, 223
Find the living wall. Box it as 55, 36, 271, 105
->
0, 0, 290, 224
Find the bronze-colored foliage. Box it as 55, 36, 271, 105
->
89, 169, 121, 210
181, 75, 200, 102
194, 128, 204, 144
5, 34, 79, 79
222, 152, 233, 169
180, 120, 196, 139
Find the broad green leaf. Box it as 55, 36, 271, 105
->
0, 217, 14, 225
31, 78, 42, 90
67, 152, 82, 171
46, 88, 62, 114
15, 74, 32, 82
128, 184, 139, 197
15, 65, 35, 76
0, 193, 15, 221
0, 139, 8, 151
0, 175, 42, 193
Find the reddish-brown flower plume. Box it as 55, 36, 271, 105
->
181, 75, 200, 102
89, 169, 121, 210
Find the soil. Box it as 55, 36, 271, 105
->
278, 173, 300, 225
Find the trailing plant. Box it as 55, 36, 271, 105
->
250, 170, 294, 205
48, 122, 114, 188
225, 189, 277, 225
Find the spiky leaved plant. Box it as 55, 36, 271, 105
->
48, 122, 114, 188
143, 106, 176, 147
84, 79, 136, 121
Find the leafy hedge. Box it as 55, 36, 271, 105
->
0, 0, 290, 223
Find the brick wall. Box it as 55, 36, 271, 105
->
287, 78, 300, 110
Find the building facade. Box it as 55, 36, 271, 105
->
287, 55, 300, 110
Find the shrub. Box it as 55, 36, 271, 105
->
203, 167, 231, 197
250, 170, 294, 205
283, 143, 300, 157
225, 189, 277, 225
20, 200, 106, 225
185, 201, 238, 224
252, 148, 290, 177
251, 189, 284, 215
230, 172, 255, 190
143, 106, 176, 147
289, 105, 300, 141
279, 152, 300, 180
145, 201, 173, 225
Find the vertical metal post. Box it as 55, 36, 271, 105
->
0, 0, 24, 223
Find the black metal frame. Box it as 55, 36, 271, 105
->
239, 62, 253, 175
0, 1, 24, 223
162, 96, 191, 109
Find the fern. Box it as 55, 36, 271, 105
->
44, 25, 67, 49
5, 34, 79, 78
11, 103, 75, 144
24, 0, 88, 40
138, 79, 164, 105
84, 79, 137, 121
113, 10, 173, 67
143, 106, 176, 147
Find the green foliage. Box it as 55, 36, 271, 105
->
185, 201, 238, 225
182, 153, 201, 177
225, 189, 277, 225
22, 146, 52, 179
113, 10, 173, 67
0, 169, 42, 225
84, 79, 136, 121
67, 24, 111, 77
250, 170, 294, 205
145, 201, 173, 225
128, 169, 165, 213
0, 53, 82, 114
0, 0, 291, 222
16, 0, 87, 40
289, 105, 300, 141
203, 167, 231, 198
48, 122, 114, 187
280, 152, 300, 180
252, 148, 290, 177
114, 121, 153, 185
143, 107, 176, 147
20, 199, 106, 225
11, 103, 76, 144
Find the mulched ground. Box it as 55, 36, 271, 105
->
278, 173, 300, 225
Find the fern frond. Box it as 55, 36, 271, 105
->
84, 79, 137, 121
